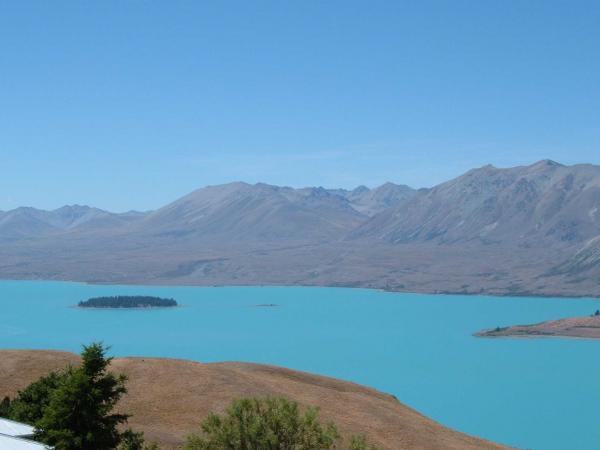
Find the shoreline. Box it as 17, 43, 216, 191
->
1, 277, 599, 300
475, 315, 600, 339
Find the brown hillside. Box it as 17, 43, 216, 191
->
0, 350, 509, 450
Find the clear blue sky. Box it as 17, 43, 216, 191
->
1, 1, 599, 211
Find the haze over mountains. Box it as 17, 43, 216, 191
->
0, 205, 145, 239
1, 160, 598, 297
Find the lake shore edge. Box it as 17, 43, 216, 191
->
475, 315, 600, 339
1, 276, 598, 299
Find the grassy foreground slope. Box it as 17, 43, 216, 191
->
0, 350, 509, 450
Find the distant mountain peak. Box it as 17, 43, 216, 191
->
54, 204, 95, 213
533, 159, 563, 167
352, 185, 370, 194
353, 159, 599, 245
204, 181, 250, 190
1, 161, 598, 297
528, 159, 564, 171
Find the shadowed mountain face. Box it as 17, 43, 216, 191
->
0, 161, 598, 296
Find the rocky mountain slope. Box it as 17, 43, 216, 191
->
0, 161, 598, 296
329, 182, 416, 216
352, 160, 600, 246
550, 235, 600, 274
137, 182, 368, 242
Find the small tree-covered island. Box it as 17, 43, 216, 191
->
78, 295, 178, 308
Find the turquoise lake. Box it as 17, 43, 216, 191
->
1, 280, 599, 450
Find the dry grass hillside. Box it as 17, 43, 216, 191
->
0, 350, 509, 450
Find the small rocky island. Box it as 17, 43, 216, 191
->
475, 311, 600, 339
78, 295, 178, 309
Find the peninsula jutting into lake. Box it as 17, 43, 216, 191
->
475, 312, 600, 339
78, 295, 178, 308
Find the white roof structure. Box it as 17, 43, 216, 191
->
0, 434, 52, 449
0, 418, 35, 438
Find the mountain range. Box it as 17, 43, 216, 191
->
1, 160, 598, 297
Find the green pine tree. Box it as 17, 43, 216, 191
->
35, 343, 129, 450
118, 429, 159, 450
8, 371, 67, 423
0, 396, 11, 418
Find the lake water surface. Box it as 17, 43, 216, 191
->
1, 280, 599, 450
